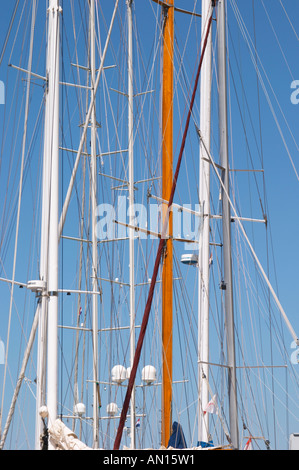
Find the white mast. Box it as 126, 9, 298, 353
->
45, 0, 61, 450
90, 0, 99, 449
198, 0, 213, 446
127, 0, 136, 449
0, 0, 60, 451
217, 0, 239, 448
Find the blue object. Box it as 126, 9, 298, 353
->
168, 421, 187, 449
197, 440, 214, 448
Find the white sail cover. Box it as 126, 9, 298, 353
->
48, 419, 93, 450
48, 419, 234, 451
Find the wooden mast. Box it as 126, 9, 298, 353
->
161, 0, 174, 447
113, 10, 213, 449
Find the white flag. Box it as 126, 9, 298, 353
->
203, 394, 217, 415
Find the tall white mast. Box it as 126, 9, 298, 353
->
0, 0, 60, 451
30, 0, 49, 446
90, 0, 99, 449
127, 0, 136, 449
45, 0, 61, 450
217, 0, 239, 449
198, 0, 213, 446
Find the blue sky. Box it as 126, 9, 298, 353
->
227, 0, 299, 333
0, 0, 299, 450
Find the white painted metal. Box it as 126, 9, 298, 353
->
58, 1, 120, 239
217, 0, 239, 448
198, 0, 213, 446
90, 0, 99, 449
45, 0, 61, 450
127, 0, 136, 450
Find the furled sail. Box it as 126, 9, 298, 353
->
48, 420, 93, 451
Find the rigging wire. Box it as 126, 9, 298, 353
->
0, 0, 37, 441
252, 0, 275, 448
113, 9, 214, 450
228, 0, 299, 447
1, 0, 299, 450
230, 0, 299, 182
0, 0, 20, 67
278, 0, 299, 41
227, 0, 271, 443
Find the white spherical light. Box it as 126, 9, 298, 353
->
39, 406, 48, 419
74, 402, 86, 417
142, 365, 157, 385
107, 402, 118, 416
111, 365, 127, 384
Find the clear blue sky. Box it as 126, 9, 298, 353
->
0, 0, 298, 450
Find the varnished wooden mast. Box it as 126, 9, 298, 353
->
113, 9, 212, 449
161, 0, 174, 447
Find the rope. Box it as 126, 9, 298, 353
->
113, 9, 214, 451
